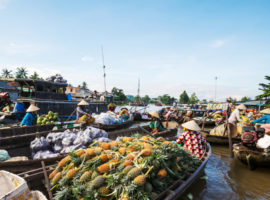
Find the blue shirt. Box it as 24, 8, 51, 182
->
21, 112, 37, 126
251, 114, 270, 124
13, 103, 25, 118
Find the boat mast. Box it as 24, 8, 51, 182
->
137, 78, 140, 98
101, 46, 106, 93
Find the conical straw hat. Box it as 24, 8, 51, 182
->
149, 111, 160, 119
236, 104, 247, 110
26, 104, 40, 112
260, 108, 270, 114
182, 120, 201, 132
78, 100, 89, 106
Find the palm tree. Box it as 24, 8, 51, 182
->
1, 68, 13, 78
15, 67, 28, 79
82, 81, 88, 90
30, 71, 42, 80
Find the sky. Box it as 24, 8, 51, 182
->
0, 0, 269, 101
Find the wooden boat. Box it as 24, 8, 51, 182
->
201, 131, 241, 145
18, 143, 211, 200
233, 143, 270, 170
92, 119, 134, 131
108, 125, 178, 140
193, 117, 216, 127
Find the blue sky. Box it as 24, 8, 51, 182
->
0, 0, 269, 101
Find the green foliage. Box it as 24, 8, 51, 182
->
112, 87, 127, 102
157, 94, 174, 105
241, 96, 251, 102
1, 68, 13, 78
29, 71, 43, 80
257, 75, 270, 107
189, 92, 199, 104
201, 99, 208, 104
141, 95, 151, 103
179, 91, 190, 104
81, 81, 88, 90
133, 95, 141, 102
15, 67, 28, 79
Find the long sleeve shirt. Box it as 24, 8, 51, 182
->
228, 109, 242, 125
76, 106, 88, 119
21, 112, 37, 126
251, 114, 270, 124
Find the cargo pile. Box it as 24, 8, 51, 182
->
37, 111, 59, 125
31, 127, 108, 160
93, 113, 123, 125
49, 134, 200, 200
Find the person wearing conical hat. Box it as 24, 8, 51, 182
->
20, 104, 39, 127
176, 120, 206, 159
251, 108, 270, 124
228, 104, 247, 125
148, 111, 164, 134
76, 100, 91, 121
119, 107, 130, 122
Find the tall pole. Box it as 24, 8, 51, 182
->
137, 78, 140, 97
214, 76, 218, 102
101, 46, 106, 93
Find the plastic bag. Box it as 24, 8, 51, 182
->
30, 137, 50, 153
33, 150, 59, 160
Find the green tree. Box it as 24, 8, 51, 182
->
256, 75, 270, 107
1, 68, 13, 78
158, 94, 174, 105
112, 87, 127, 101
241, 96, 251, 102
81, 81, 88, 90
133, 95, 141, 102
141, 95, 151, 104
201, 99, 208, 104
15, 67, 28, 78
189, 92, 199, 104
179, 91, 190, 104
29, 71, 43, 80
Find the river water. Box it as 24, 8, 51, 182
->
117, 105, 270, 200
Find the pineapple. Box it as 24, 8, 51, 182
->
140, 136, 149, 142
122, 137, 132, 142
100, 142, 110, 150
123, 160, 133, 166
76, 149, 85, 157
109, 141, 118, 147
127, 167, 141, 179
86, 148, 95, 157
98, 186, 110, 195
127, 152, 137, 160
51, 172, 62, 185
99, 154, 108, 162
157, 169, 167, 178
79, 171, 92, 183
90, 175, 105, 189
134, 175, 146, 186
97, 163, 110, 173
140, 149, 151, 157
91, 171, 100, 179
49, 169, 58, 179
122, 165, 133, 174
66, 168, 77, 179
143, 143, 152, 150
118, 147, 126, 155
58, 156, 70, 167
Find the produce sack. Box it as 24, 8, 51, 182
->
30, 137, 49, 153
0, 170, 31, 200
210, 123, 238, 137
256, 134, 270, 149
30, 191, 47, 200
0, 150, 9, 161
33, 150, 59, 160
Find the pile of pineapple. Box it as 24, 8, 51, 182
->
49, 134, 201, 200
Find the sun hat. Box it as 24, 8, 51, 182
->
149, 111, 160, 119
236, 104, 247, 110
182, 120, 201, 132
78, 100, 89, 106
121, 107, 128, 111
260, 108, 270, 114
26, 104, 40, 112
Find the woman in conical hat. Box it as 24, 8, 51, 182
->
148, 111, 164, 134
21, 104, 39, 127
76, 100, 91, 121
176, 120, 206, 159
251, 108, 270, 124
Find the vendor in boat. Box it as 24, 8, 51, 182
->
148, 111, 165, 134
108, 102, 116, 112
251, 108, 270, 124
20, 104, 39, 127
228, 104, 246, 125
176, 120, 206, 159
76, 100, 92, 121
119, 107, 130, 122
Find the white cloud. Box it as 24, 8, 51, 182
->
210, 40, 225, 48
81, 56, 94, 62
0, 0, 9, 10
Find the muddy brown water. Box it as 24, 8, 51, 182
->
181, 145, 270, 200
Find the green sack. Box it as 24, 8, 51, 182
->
0, 149, 10, 161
